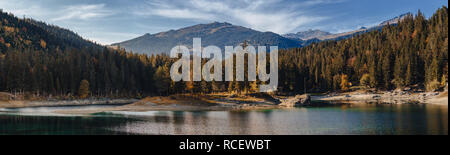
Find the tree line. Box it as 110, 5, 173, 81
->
0, 10, 174, 98
278, 7, 448, 93
0, 7, 448, 99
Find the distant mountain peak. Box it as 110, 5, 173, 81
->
283, 29, 332, 40
211, 21, 232, 25
379, 13, 411, 26
284, 12, 411, 42
112, 22, 303, 55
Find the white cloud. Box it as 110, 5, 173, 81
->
300, 0, 347, 6
134, 0, 217, 21
86, 32, 141, 45
51, 4, 113, 21
0, 1, 114, 22
0, 0, 349, 44
136, 9, 216, 21
0, 1, 46, 19
234, 11, 327, 34
135, 0, 332, 34
0, 1, 118, 44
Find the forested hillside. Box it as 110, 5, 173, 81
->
0, 10, 172, 98
278, 7, 448, 93
0, 10, 100, 53
159, 7, 448, 95
0, 7, 448, 99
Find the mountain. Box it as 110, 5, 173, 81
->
277, 7, 448, 93
112, 22, 303, 55
379, 13, 410, 26
318, 13, 410, 40
115, 13, 410, 54
0, 10, 100, 52
317, 27, 371, 41
283, 29, 332, 40
285, 13, 410, 42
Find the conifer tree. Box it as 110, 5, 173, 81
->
153, 65, 170, 96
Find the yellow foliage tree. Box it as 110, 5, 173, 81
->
78, 80, 90, 99
441, 74, 447, 87
40, 39, 46, 48
250, 81, 258, 93
341, 74, 349, 91
185, 81, 194, 94
360, 74, 371, 88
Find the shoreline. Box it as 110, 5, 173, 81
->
1, 90, 447, 115
0, 94, 279, 115
0, 98, 139, 108
312, 90, 448, 106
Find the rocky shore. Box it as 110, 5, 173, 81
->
312, 90, 448, 105
278, 94, 311, 107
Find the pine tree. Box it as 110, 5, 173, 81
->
393, 56, 405, 88
405, 62, 413, 86
368, 59, 378, 88
426, 56, 440, 85
153, 65, 170, 96
382, 53, 392, 89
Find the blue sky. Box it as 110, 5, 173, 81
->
0, 0, 447, 45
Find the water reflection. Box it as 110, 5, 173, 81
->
0, 104, 448, 135
228, 112, 250, 134
0, 114, 134, 135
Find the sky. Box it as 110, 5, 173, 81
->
0, 0, 447, 45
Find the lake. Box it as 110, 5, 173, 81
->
0, 103, 447, 135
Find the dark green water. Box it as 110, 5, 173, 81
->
0, 104, 448, 135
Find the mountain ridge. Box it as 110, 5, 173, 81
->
283, 13, 410, 41
111, 22, 303, 55
283, 29, 332, 40
0, 10, 101, 52
113, 12, 411, 55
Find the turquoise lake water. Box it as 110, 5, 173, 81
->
0, 103, 447, 135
